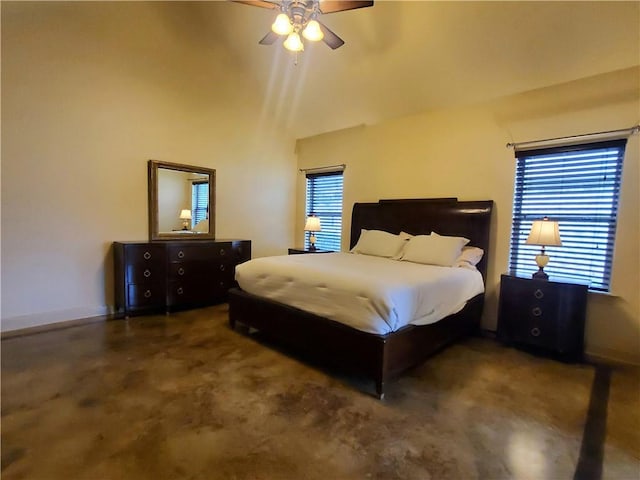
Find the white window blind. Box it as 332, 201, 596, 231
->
305, 171, 344, 251
509, 139, 626, 292
191, 181, 209, 227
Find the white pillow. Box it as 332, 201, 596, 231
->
350, 229, 407, 258
454, 246, 484, 268
431, 231, 470, 245
400, 233, 470, 267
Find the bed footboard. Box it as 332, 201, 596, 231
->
228, 287, 484, 398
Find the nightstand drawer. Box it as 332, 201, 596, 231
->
502, 311, 558, 349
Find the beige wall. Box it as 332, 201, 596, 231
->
296, 67, 640, 364
1, 2, 296, 330
2, 2, 639, 365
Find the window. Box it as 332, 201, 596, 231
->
509, 139, 626, 292
191, 181, 209, 227
305, 171, 344, 251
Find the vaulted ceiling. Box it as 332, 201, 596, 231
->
167, 1, 640, 139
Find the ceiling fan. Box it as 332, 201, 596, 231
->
233, 0, 374, 52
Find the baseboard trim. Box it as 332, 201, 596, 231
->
1, 306, 115, 338
584, 350, 640, 368
0, 314, 116, 340
479, 329, 639, 367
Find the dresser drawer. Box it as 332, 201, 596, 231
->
127, 284, 165, 309
124, 245, 166, 283
168, 260, 231, 280
167, 243, 232, 262
167, 281, 228, 306
232, 240, 252, 264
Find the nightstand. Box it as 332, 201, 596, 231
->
288, 248, 334, 255
497, 274, 588, 361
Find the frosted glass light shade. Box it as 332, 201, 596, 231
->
284, 32, 304, 52
302, 20, 324, 42
272, 13, 293, 35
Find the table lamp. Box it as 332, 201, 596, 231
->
304, 215, 322, 251
526, 216, 562, 280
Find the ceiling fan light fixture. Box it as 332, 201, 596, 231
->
272, 13, 293, 35
283, 31, 304, 51
302, 19, 324, 42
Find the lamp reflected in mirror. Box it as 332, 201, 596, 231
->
179, 209, 192, 230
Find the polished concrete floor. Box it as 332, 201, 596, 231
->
2, 304, 639, 479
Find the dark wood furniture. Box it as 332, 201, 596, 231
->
114, 239, 250, 317
228, 198, 493, 398
287, 248, 334, 255
497, 274, 588, 361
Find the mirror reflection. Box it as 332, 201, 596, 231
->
148, 160, 215, 241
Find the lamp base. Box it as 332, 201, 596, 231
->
308, 244, 317, 251
532, 268, 549, 280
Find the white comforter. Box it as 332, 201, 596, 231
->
234, 252, 484, 335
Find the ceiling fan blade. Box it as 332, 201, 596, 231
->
318, 0, 373, 14
232, 0, 279, 9
318, 21, 345, 49
259, 30, 280, 45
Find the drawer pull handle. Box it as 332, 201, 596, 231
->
531, 327, 541, 337
534, 289, 544, 299
144, 289, 152, 298
178, 251, 185, 259
532, 307, 542, 317
220, 249, 226, 256
178, 267, 185, 276
143, 251, 152, 260
143, 269, 151, 278
220, 264, 225, 271
177, 287, 184, 295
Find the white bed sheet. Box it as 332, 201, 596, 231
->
234, 252, 484, 335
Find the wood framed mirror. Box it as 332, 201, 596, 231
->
148, 160, 216, 241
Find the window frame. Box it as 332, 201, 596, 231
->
305, 170, 344, 251
508, 138, 627, 292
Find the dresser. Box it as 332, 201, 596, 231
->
497, 274, 588, 361
114, 240, 251, 317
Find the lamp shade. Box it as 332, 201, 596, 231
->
179, 209, 192, 220
526, 217, 562, 247
304, 215, 321, 232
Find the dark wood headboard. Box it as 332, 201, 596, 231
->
350, 198, 494, 281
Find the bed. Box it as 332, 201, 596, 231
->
228, 198, 493, 398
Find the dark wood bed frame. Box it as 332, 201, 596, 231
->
228, 198, 494, 398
